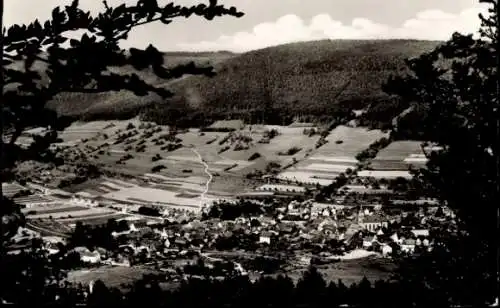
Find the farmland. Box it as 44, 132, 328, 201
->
370, 141, 427, 171
275, 126, 388, 186
17, 120, 407, 225
55, 120, 327, 194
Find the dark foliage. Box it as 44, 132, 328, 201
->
1, 0, 243, 305
355, 136, 392, 162
202, 200, 264, 220
382, 0, 499, 305
138, 206, 161, 217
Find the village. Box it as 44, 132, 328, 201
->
2, 118, 458, 288
4, 139, 456, 288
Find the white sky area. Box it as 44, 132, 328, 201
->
180, 7, 487, 52
3, 0, 490, 52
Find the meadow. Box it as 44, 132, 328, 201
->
370, 141, 427, 170
275, 126, 387, 186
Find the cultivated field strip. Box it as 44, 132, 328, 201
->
22, 205, 88, 215
371, 141, 428, 170
357, 170, 412, 179
28, 207, 116, 219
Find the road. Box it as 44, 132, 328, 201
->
188, 146, 214, 209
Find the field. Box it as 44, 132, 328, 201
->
67, 266, 157, 289
28, 207, 115, 220
57, 120, 327, 194
12, 195, 57, 206
370, 141, 427, 170
318, 126, 389, 157
22, 205, 87, 215
276, 126, 388, 186
54, 122, 395, 190
357, 170, 412, 179
2, 183, 27, 197
287, 256, 396, 286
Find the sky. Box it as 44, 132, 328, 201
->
4, 0, 489, 52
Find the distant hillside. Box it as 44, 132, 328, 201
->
41, 40, 440, 125
170, 40, 439, 112
43, 51, 236, 117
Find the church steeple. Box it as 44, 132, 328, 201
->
357, 205, 364, 224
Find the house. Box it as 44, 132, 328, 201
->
318, 218, 336, 232
362, 235, 378, 249
411, 229, 429, 238
390, 232, 401, 244
381, 244, 393, 257
259, 232, 273, 245
73, 247, 101, 264
401, 239, 416, 253
358, 211, 389, 232
422, 238, 430, 247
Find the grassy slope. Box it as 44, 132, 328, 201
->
40, 40, 440, 120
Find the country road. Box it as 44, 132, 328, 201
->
189, 146, 214, 208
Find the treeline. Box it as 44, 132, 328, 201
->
357, 97, 410, 130
68, 219, 130, 250
72, 93, 358, 129
355, 136, 392, 162
202, 200, 265, 221
84, 265, 474, 308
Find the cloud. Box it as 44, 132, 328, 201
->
177, 5, 489, 52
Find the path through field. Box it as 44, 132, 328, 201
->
189, 146, 214, 208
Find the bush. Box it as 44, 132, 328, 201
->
135, 144, 147, 152
151, 154, 162, 162
264, 128, 279, 139
224, 164, 238, 172
234, 143, 249, 151
122, 154, 133, 161
278, 147, 302, 156
151, 165, 166, 173
138, 206, 161, 217
265, 161, 281, 174
355, 136, 392, 162
206, 137, 218, 145
219, 133, 232, 145
315, 137, 328, 149
248, 152, 261, 161
218, 146, 230, 154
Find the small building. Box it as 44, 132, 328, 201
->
362, 235, 378, 249
411, 229, 429, 238
381, 244, 393, 257
71, 195, 99, 207
259, 232, 273, 245
401, 239, 416, 254
73, 247, 101, 264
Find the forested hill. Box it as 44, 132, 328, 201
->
45, 40, 441, 126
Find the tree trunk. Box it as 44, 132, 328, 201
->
0, 0, 4, 199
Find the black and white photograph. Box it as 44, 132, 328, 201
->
0, 0, 499, 307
